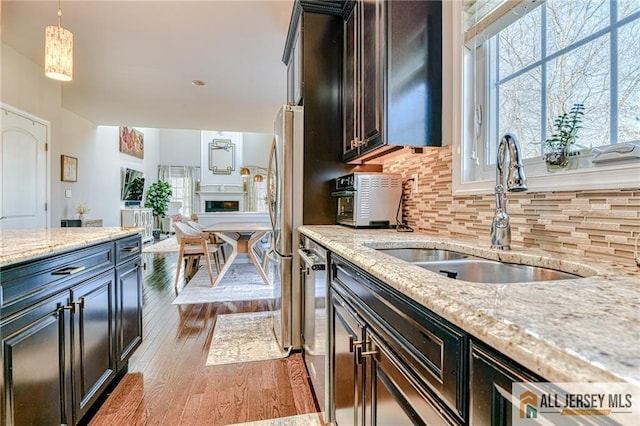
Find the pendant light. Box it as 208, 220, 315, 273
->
44, 0, 73, 82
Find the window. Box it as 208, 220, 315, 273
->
168, 169, 185, 205
161, 166, 200, 217
456, 0, 640, 193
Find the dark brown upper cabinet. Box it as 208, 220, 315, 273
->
343, 0, 442, 163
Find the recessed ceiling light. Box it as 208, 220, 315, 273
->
191, 80, 206, 87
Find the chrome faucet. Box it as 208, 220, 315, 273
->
491, 133, 527, 250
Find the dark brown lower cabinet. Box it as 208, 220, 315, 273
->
70, 271, 116, 422
329, 254, 462, 425
115, 258, 143, 370
469, 342, 546, 426
331, 291, 366, 426
1, 235, 142, 426
0, 270, 115, 426
1, 292, 72, 425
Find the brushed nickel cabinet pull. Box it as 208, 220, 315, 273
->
358, 349, 379, 364
349, 335, 364, 353
121, 246, 139, 253
52, 266, 86, 275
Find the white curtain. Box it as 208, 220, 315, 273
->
158, 165, 171, 183
183, 166, 196, 217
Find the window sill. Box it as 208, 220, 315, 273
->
453, 161, 640, 196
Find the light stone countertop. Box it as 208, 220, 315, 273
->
299, 225, 640, 385
0, 227, 141, 267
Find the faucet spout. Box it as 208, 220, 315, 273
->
491, 133, 527, 250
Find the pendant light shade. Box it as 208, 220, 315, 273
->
44, 4, 73, 82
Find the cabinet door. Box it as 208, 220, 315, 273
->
0, 293, 72, 426
115, 258, 143, 370
470, 342, 540, 426
70, 271, 116, 423
343, 3, 359, 161
386, 0, 442, 147
331, 291, 366, 426
367, 330, 459, 426
359, 0, 384, 155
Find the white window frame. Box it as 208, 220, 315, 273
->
451, 0, 640, 196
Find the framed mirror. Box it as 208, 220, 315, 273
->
208, 139, 235, 174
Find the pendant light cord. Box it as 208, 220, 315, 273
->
57, 0, 63, 28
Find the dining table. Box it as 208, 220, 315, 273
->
203, 222, 272, 287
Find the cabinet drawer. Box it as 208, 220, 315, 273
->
115, 235, 142, 265
332, 256, 466, 421
1, 242, 114, 319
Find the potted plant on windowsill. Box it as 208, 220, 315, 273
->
542, 102, 585, 171
144, 181, 172, 239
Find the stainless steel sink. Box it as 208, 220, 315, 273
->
416, 259, 581, 283
376, 248, 472, 262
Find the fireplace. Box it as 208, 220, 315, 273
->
199, 186, 244, 212
205, 200, 240, 212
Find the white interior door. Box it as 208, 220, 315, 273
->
1, 107, 48, 229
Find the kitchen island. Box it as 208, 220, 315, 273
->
300, 225, 639, 424
0, 227, 144, 425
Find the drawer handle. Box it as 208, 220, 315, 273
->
62, 299, 84, 314
121, 246, 140, 253
358, 349, 378, 364
349, 335, 364, 353
52, 266, 86, 275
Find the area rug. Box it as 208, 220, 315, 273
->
142, 236, 179, 253
206, 311, 289, 366
172, 265, 274, 305
226, 413, 324, 426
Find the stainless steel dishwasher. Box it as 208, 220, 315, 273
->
298, 236, 328, 423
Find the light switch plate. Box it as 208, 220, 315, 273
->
65, 190, 72, 198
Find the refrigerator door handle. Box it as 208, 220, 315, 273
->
267, 136, 278, 231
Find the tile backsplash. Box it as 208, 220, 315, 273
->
382, 146, 640, 268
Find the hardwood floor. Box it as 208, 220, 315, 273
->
87, 252, 319, 426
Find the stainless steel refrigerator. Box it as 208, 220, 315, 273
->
266, 104, 382, 350
267, 105, 304, 350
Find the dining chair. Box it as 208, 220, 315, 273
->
173, 222, 220, 289
187, 220, 227, 263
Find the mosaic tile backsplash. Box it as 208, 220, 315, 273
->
382, 145, 640, 268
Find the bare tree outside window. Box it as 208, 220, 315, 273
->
489, 0, 640, 162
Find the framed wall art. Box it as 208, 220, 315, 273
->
208, 139, 236, 174
61, 155, 77, 182
119, 127, 144, 159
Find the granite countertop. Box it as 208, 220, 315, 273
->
299, 225, 640, 385
0, 227, 141, 267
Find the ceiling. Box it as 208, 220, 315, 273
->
2, 0, 295, 133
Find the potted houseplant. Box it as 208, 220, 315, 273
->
542, 102, 585, 171
144, 180, 172, 239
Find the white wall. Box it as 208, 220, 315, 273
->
242, 132, 272, 168
159, 129, 201, 166
1, 43, 160, 227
